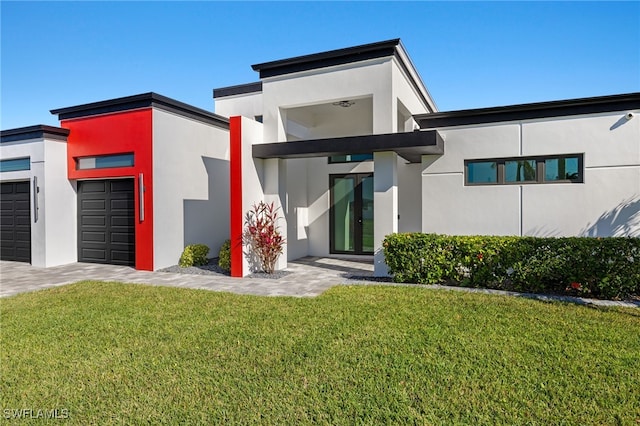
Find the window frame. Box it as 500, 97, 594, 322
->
465, 154, 584, 186
328, 153, 374, 164
75, 153, 135, 170
0, 157, 31, 172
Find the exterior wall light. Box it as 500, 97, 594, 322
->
332, 100, 355, 108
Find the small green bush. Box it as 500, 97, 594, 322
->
179, 244, 210, 268
218, 239, 231, 272
383, 233, 640, 300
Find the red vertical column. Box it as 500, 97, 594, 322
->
229, 116, 244, 277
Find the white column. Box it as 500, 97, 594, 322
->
263, 158, 288, 271
374, 151, 398, 277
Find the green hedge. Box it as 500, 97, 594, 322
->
383, 233, 640, 300
179, 244, 210, 268
218, 239, 231, 272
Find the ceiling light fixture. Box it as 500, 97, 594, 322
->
332, 100, 355, 108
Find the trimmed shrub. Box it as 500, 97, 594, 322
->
218, 239, 231, 272
383, 233, 640, 300
179, 244, 210, 268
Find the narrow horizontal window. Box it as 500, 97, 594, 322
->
465, 154, 583, 186
329, 154, 374, 164
466, 161, 498, 184
0, 157, 30, 172
545, 157, 581, 182
76, 153, 134, 170
505, 160, 536, 182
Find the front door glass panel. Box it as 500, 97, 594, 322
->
330, 173, 373, 255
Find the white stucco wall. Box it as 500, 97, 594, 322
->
43, 138, 77, 266
260, 58, 395, 143
391, 58, 432, 117
152, 109, 230, 270
520, 111, 640, 236
397, 159, 422, 233
0, 137, 76, 267
214, 92, 263, 121
283, 158, 308, 260
238, 117, 266, 276
421, 110, 640, 237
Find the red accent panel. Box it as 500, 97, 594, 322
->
63, 109, 154, 271
230, 116, 243, 277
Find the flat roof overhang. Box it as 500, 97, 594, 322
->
252, 130, 444, 164
415, 92, 640, 128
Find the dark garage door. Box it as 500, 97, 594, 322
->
78, 179, 135, 266
0, 181, 31, 263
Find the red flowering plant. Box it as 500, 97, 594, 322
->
565, 280, 590, 296
243, 201, 285, 274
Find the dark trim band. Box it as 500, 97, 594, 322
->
51, 93, 229, 129
252, 39, 401, 79
1, 125, 70, 143
213, 82, 263, 99
252, 130, 444, 164
416, 93, 640, 128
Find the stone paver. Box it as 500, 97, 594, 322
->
0, 257, 374, 299
1, 257, 638, 308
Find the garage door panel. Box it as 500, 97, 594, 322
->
81, 199, 106, 211
0, 181, 31, 263
1, 247, 16, 258
15, 229, 30, 239
111, 198, 134, 210
81, 248, 107, 262
78, 179, 134, 266
110, 180, 133, 192
81, 181, 106, 193
81, 231, 106, 243
111, 231, 134, 243
14, 216, 30, 226
82, 216, 106, 226
1, 215, 15, 227
15, 247, 30, 257
15, 199, 30, 209
14, 182, 30, 193
111, 249, 135, 262
111, 216, 133, 227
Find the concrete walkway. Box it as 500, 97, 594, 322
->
1, 257, 638, 308
0, 257, 376, 298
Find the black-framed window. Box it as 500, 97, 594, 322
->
328, 153, 373, 164
76, 153, 134, 170
465, 154, 584, 185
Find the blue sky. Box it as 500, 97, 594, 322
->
2, 1, 639, 129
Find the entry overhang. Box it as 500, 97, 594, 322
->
252, 130, 444, 163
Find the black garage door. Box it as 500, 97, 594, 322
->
78, 179, 135, 266
0, 181, 31, 263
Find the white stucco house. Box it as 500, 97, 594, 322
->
2, 39, 639, 276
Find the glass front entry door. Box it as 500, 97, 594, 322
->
330, 174, 374, 255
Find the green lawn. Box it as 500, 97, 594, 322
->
1, 282, 639, 425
